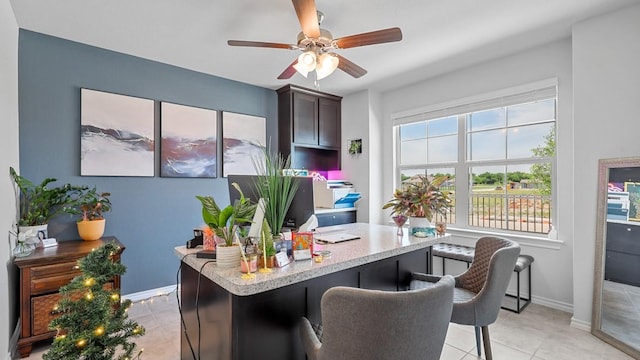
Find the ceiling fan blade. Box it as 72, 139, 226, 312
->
334, 27, 403, 49
336, 54, 367, 78
277, 60, 299, 79
227, 40, 296, 50
292, 0, 320, 38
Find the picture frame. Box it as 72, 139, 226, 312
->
624, 182, 640, 221
222, 112, 266, 177
80, 89, 155, 176
160, 102, 217, 178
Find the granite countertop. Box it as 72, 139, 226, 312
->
174, 222, 447, 296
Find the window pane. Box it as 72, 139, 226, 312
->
467, 129, 505, 161
467, 109, 505, 131
399, 169, 426, 183
400, 139, 426, 165
505, 164, 552, 233
428, 135, 457, 163
400, 122, 426, 141
427, 168, 455, 224
507, 99, 555, 126
428, 116, 457, 137
507, 122, 554, 159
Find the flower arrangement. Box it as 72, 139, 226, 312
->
382, 175, 452, 221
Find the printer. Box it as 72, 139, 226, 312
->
313, 180, 361, 209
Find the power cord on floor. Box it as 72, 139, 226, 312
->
196, 260, 215, 360
176, 253, 198, 360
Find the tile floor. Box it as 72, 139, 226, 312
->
24, 291, 634, 360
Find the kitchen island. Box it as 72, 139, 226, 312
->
175, 223, 445, 360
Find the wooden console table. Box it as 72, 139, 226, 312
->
14, 237, 124, 358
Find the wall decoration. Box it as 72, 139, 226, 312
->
160, 102, 217, 178
624, 182, 640, 221
81, 89, 155, 176
348, 139, 362, 155
222, 112, 266, 177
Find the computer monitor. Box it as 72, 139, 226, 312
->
227, 175, 315, 231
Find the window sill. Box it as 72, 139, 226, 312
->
444, 226, 564, 250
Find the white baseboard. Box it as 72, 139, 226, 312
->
531, 294, 573, 313
122, 285, 177, 303
570, 317, 591, 332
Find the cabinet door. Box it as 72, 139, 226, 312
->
606, 222, 640, 255
318, 98, 340, 148
292, 92, 318, 145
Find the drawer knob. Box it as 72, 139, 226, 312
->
627, 228, 632, 232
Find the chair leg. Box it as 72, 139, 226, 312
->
474, 326, 482, 357
482, 326, 493, 360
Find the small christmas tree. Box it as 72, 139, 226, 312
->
44, 242, 145, 360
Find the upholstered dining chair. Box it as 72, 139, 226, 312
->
300, 275, 455, 360
410, 236, 520, 360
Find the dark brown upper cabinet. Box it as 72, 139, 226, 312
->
278, 85, 342, 171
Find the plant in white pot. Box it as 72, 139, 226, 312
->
10, 166, 86, 245
196, 183, 256, 268
382, 175, 452, 237
76, 187, 112, 241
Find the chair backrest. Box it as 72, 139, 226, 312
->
455, 236, 520, 324
316, 276, 454, 360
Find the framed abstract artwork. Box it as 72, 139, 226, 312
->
160, 102, 217, 178
222, 112, 266, 177
81, 89, 155, 176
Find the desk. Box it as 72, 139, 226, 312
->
175, 223, 445, 360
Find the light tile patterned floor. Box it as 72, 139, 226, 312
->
25, 291, 634, 360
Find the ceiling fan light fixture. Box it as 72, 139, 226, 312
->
316, 53, 339, 80
297, 50, 316, 72
293, 62, 309, 78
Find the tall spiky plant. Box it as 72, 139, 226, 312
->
252, 148, 299, 237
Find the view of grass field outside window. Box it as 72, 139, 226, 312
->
397, 97, 555, 234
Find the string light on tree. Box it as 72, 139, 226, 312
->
43, 243, 145, 360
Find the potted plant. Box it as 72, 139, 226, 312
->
382, 175, 452, 236
251, 148, 299, 240
10, 166, 87, 243
196, 183, 256, 268
257, 219, 276, 268
76, 187, 112, 241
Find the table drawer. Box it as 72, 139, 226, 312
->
30, 262, 82, 295
31, 282, 114, 336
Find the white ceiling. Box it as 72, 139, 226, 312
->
9, 0, 639, 96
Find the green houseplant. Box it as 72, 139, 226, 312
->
76, 188, 112, 241
382, 175, 451, 220
383, 175, 452, 236
196, 183, 256, 246
10, 167, 87, 244
251, 148, 299, 238
10, 166, 87, 227
197, 183, 256, 268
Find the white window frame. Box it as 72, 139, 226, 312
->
391, 79, 558, 237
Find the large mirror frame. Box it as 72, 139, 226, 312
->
592, 156, 640, 359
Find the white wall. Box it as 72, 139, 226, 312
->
350, 38, 576, 309
341, 89, 386, 225
0, 0, 20, 358
571, 4, 640, 326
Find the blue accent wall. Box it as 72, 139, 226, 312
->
18, 30, 278, 294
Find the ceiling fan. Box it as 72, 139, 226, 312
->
227, 0, 403, 80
